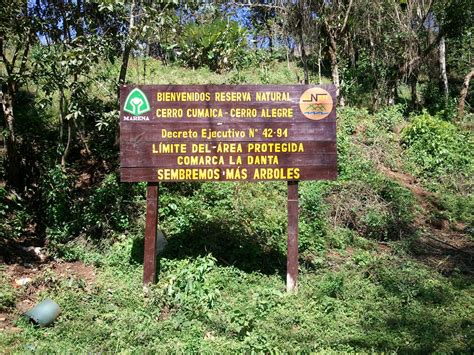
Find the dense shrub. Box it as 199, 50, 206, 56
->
374, 104, 405, 132
401, 112, 473, 178
39, 165, 75, 244
158, 182, 288, 273
39, 167, 144, 248
178, 19, 248, 72
81, 173, 144, 238
151, 255, 220, 316
0, 271, 16, 311
0, 187, 30, 240
326, 178, 415, 241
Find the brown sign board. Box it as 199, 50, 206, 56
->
120, 84, 337, 290
119, 85, 337, 182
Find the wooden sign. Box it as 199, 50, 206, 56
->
119, 84, 337, 292
120, 85, 337, 182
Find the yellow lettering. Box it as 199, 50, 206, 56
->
156, 108, 183, 118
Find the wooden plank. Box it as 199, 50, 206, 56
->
143, 182, 159, 285
120, 152, 337, 168
120, 122, 336, 143
120, 140, 337, 153
121, 140, 336, 157
121, 166, 337, 182
120, 103, 336, 123
120, 84, 337, 123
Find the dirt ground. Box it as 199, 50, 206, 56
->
0, 260, 96, 333
378, 164, 474, 275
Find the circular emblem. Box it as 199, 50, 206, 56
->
299, 87, 333, 120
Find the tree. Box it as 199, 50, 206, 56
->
249, 0, 277, 53
439, 36, 449, 99
458, 68, 474, 119
317, 0, 354, 105
0, 0, 36, 189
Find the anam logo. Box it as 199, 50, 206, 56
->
124, 88, 151, 116
299, 87, 333, 120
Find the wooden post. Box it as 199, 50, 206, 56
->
287, 181, 299, 292
143, 182, 159, 285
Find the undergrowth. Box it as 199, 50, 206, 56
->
1, 242, 472, 353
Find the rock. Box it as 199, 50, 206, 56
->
21, 246, 47, 262
14, 277, 32, 287
156, 229, 168, 255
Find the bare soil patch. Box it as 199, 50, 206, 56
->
378, 165, 474, 275
1, 260, 96, 333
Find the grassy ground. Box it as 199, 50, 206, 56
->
1, 58, 473, 353
1, 244, 472, 353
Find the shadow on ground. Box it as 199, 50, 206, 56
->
130, 222, 287, 276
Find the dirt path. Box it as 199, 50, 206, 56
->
378, 164, 473, 275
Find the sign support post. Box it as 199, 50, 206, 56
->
143, 182, 159, 285
287, 181, 299, 293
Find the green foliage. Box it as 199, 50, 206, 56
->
157, 182, 287, 273
324, 107, 417, 241
39, 165, 73, 242
374, 104, 405, 132
81, 174, 142, 238
299, 181, 330, 252
437, 192, 474, 228
327, 178, 415, 241
178, 19, 248, 72
39, 168, 143, 249
0, 187, 30, 239
0, 269, 16, 311
151, 255, 220, 316
401, 112, 474, 178
2, 252, 472, 353
370, 259, 454, 305
421, 81, 459, 121
326, 227, 357, 250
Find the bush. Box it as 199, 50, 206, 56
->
40, 167, 144, 250
0, 271, 16, 311
81, 173, 143, 238
159, 182, 288, 273
178, 19, 248, 72
39, 165, 74, 243
151, 255, 220, 316
370, 259, 453, 305
0, 187, 30, 240
326, 177, 415, 241
374, 104, 405, 132
401, 112, 473, 178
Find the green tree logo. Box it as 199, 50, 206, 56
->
124, 88, 151, 116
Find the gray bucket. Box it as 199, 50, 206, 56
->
24, 298, 61, 327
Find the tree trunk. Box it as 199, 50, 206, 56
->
286, 39, 291, 71
318, 43, 322, 85
59, 90, 65, 143
74, 118, 91, 156
118, 0, 136, 92
0, 86, 21, 189
297, 0, 308, 84
458, 68, 474, 120
61, 118, 73, 168
410, 74, 419, 111
266, 21, 273, 54
328, 35, 343, 106
439, 36, 448, 100
387, 80, 397, 106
